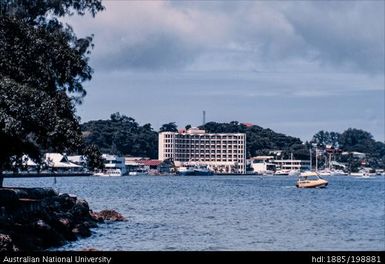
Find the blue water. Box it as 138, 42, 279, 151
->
4, 175, 385, 251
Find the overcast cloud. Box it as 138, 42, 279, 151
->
68, 1, 384, 141
70, 1, 384, 74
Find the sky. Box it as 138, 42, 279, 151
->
68, 0, 384, 142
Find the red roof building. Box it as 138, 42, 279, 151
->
242, 123, 254, 127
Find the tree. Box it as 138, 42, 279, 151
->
159, 122, 178, 133
81, 114, 158, 158
338, 128, 375, 153
82, 144, 104, 171
200, 121, 302, 158
0, 0, 104, 186
311, 130, 341, 147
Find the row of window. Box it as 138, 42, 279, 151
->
164, 149, 245, 154
166, 154, 244, 159
163, 144, 245, 148
163, 154, 244, 162
163, 139, 245, 144
172, 145, 244, 149
163, 134, 245, 140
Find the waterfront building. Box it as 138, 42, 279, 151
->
250, 156, 276, 174
125, 157, 148, 175
67, 155, 87, 166
44, 153, 83, 172
272, 158, 310, 171
250, 155, 311, 174
101, 154, 127, 175
159, 127, 246, 174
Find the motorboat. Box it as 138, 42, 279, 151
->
93, 169, 123, 177
177, 164, 214, 176
296, 171, 328, 188
288, 169, 300, 177
275, 169, 291, 175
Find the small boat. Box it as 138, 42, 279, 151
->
275, 169, 291, 175
177, 164, 214, 176
296, 171, 328, 188
93, 169, 123, 177
288, 169, 300, 177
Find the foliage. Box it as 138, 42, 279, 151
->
199, 121, 304, 158
0, 0, 104, 184
81, 113, 158, 158
311, 130, 340, 148
311, 128, 385, 169
81, 144, 104, 171
159, 122, 178, 133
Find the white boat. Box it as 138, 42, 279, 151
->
275, 169, 291, 175
128, 171, 147, 176
288, 169, 300, 177
350, 169, 372, 177
296, 171, 328, 188
318, 169, 332, 176
330, 169, 348, 176
93, 169, 123, 177
177, 164, 214, 176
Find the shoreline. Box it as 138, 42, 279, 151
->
3, 173, 93, 178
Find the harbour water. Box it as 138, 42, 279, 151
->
4, 175, 384, 251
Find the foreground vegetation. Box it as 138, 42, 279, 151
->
0, 0, 105, 186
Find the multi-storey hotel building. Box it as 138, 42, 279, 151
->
159, 128, 246, 174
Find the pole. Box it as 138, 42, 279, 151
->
203, 110, 206, 125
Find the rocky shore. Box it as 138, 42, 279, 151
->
0, 187, 125, 251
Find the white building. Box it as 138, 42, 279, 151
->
101, 154, 127, 175
159, 127, 246, 174
273, 159, 310, 171
250, 156, 276, 174
44, 153, 83, 172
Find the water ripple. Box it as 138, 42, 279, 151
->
5, 175, 384, 251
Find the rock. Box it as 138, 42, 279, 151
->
0, 187, 105, 251
0, 189, 19, 205
92, 209, 126, 222
71, 199, 90, 220
20, 188, 58, 199
72, 223, 91, 237
0, 234, 18, 251
58, 194, 77, 210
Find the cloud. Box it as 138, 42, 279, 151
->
283, 1, 385, 74
68, 1, 384, 74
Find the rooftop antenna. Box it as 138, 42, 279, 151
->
202, 110, 206, 125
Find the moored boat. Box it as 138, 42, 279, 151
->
177, 164, 214, 176
93, 168, 123, 177
296, 171, 328, 188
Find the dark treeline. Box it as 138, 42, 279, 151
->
311, 129, 385, 170
81, 113, 158, 158
199, 121, 308, 159
81, 114, 385, 170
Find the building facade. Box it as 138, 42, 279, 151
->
272, 159, 310, 171
159, 128, 246, 174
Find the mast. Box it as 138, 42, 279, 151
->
202, 110, 206, 125
309, 148, 312, 171
315, 148, 318, 172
